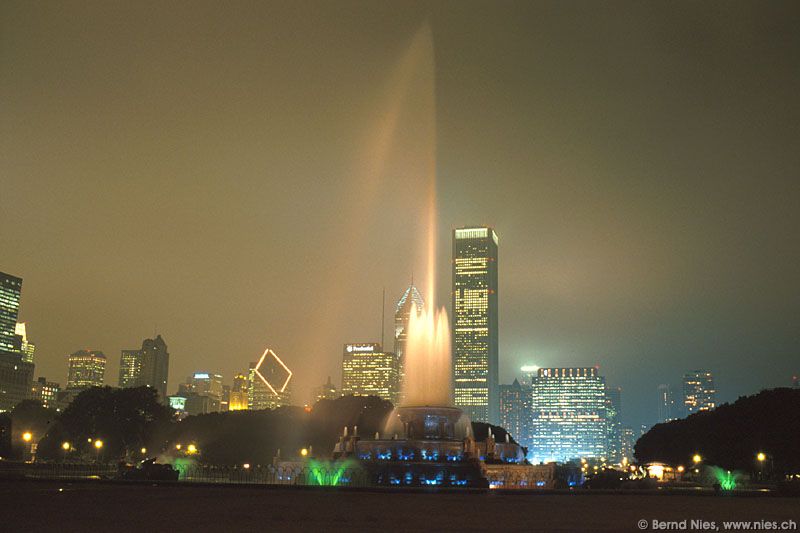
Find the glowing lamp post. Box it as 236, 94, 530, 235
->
61, 441, 71, 462
756, 452, 768, 481
21, 432, 35, 462
94, 439, 104, 463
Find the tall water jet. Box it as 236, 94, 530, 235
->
402, 303, 452, 406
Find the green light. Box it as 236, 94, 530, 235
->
307, 459, 356, 486
709, 466, 739, 491
172, 457, 194, 480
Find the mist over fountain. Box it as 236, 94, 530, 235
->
401, 303, 452, 407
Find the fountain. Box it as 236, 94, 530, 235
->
273, 22, 544, 489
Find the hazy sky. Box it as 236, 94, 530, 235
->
2, 1, 798, 428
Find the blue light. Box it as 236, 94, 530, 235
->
536, 481, 546, 487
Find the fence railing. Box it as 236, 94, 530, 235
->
0, 462, 372, 488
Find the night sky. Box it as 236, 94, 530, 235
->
2, 1, 798, 429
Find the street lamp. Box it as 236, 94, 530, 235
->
757, 452, 766, 462
300, 448, 308, 457
93, 439, 103, 463
140, 447, 147, 455
692, 454, 702, 464
187, 444, 197, 455
62, 441, 71, 451
22, 432, 32, 443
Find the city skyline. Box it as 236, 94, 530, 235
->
2, 2, 799, 430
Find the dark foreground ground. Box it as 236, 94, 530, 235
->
2, 480, 798, 532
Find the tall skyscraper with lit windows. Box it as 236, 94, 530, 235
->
683, 370, 716, 415
452, 227, 499, 424
0, 272, 23, 354
0, 272, 33, 412
118, 349, 143, 388
530, 367, 608, 463
66, 350, 107, 390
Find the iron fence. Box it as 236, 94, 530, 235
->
0, 461, 372, 487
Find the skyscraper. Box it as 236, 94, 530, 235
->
341, 342, 398, 403
0, 272, 23, 354
120, 335, 170, 399
141, 335, 169, 400
605, 386, 622, 463
313, 375, 339, 403
683, 370, 716, 415
394, 283, 424, 401
452, 227, 499, 424
229, 373, 249, 411
620, 426, 636, 461
248, 363, 291, 410
499, 379, 532, 450
118, 349, 143, 388
530, 367, 608, 463
657, 383, 676, 423
0, 273, 33, 411
14, 323, 35, 364
66, 350, 107, 390
248, 348, 293, 410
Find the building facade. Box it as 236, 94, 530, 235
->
228, 373, 248, 410
0, 353, 34, 412
119, 335, 169, 399
605, 386, 622, 463
682, 370, 716, 415
247, 363, 291, 410
118, 349, 143, 388
0, 272, 34, 412
0, 272, 23, 354
530, 367, 608, 463
394, 283, 424, 402
31, 377, 60, 410
499, 379, 532, 451
620, 426, 636, 461
341, 342, 398, 403
452, 227, 499, 424
179, 372, 224, 413
14, 323, 35, 364
313, 375, 339, 403
66, 350, 106, 390
140, 335, 169, 400
657, 383, 677, 423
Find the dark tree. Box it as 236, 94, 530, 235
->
37, 386, 173, 461
635, 388, 800, 474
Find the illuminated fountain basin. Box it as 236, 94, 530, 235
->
341, 303, 490, 487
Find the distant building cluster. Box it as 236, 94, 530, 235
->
4, 215, 790, 469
